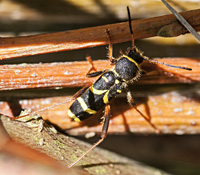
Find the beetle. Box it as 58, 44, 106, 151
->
67, 7, 192, 168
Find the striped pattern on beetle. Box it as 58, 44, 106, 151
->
68, 47, 144, 122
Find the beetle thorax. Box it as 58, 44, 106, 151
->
114, 48, 144, 81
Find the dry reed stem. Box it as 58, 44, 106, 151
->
0, 9, 200, 60
0, 58, 198, 90
1, 84, 199, 135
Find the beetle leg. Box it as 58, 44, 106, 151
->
105, 29, 117, 65
86, 70, 106, 78
126, 89, 161, 134
86, 55, 97, 75
86, 55, 107, 77
68, 104, 110, 168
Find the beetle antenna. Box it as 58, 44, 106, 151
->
13, 99, 73, 120
127, 7, 192, 71
127, 6, 135, 47
143, 56, 192, 71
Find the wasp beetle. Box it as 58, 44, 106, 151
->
12, 6, 192, 168
67, 7, 192, 168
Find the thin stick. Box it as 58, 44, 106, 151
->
161, 0, 200, 42
0, 9, 200, 60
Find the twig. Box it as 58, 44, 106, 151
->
0, 114, 171, 175
0, 9, 200, 60
0, 115, 78, 175
0, 58, 198, 90
0, 84, 199, 135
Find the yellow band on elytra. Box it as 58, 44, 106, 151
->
77, 97, 96, 114
90, 86, 107, 95
102, 76, 109, 83
67, 109, 81, 122
103, 91, 110, 104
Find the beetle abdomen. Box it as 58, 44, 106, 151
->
68, 71, 123, 122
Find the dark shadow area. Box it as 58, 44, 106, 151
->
81, 161, 128, 168
0, 0, 120, 32
15, 0, 117, 19
76, 134, 200, 175
136, 39, 200, 58
6, 100, 22, 117
16, 0, 93, 15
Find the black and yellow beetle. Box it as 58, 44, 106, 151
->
67, 47, 144, 122
67, 7, 192, 168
